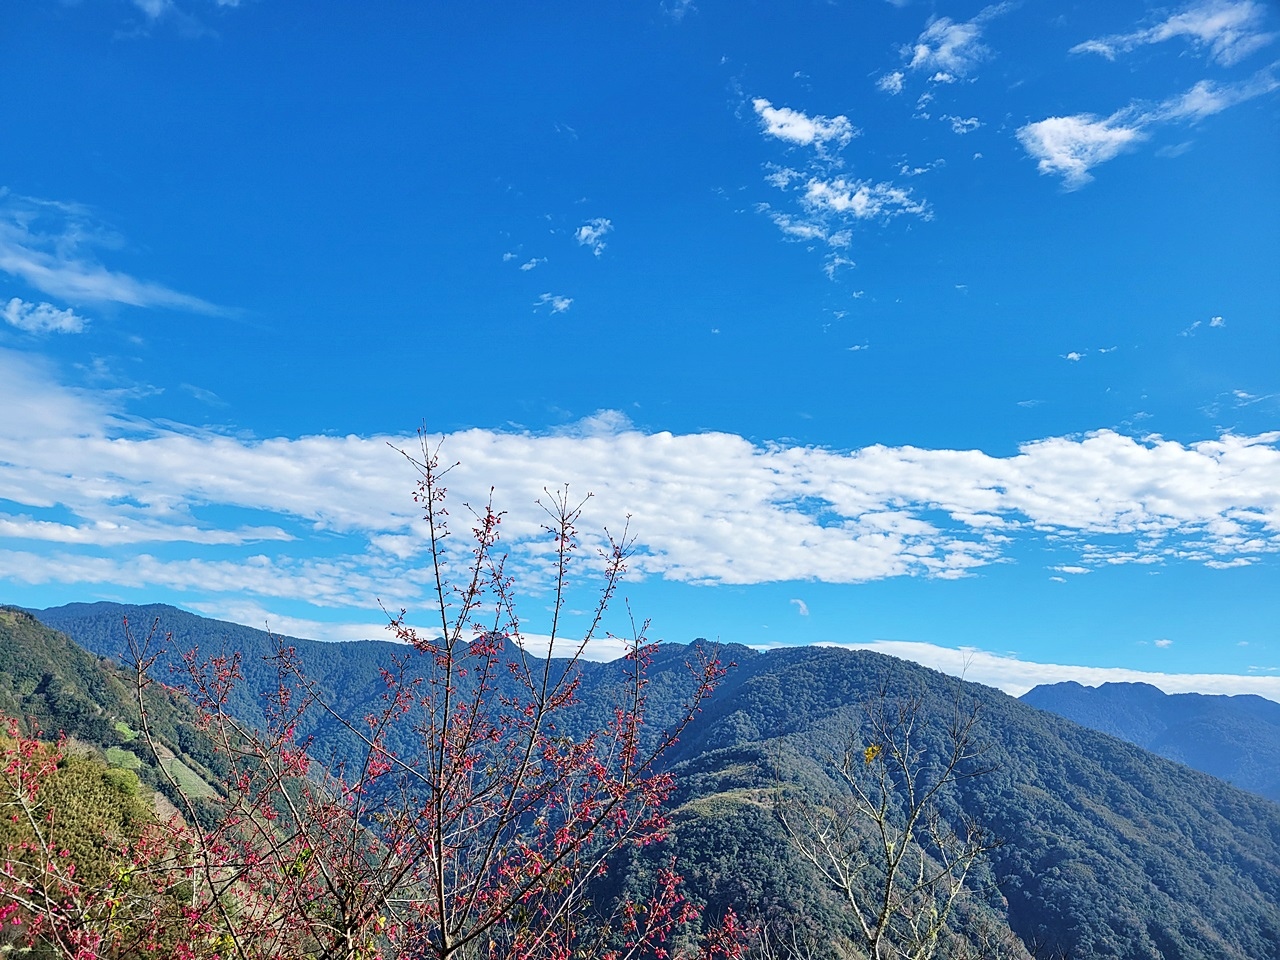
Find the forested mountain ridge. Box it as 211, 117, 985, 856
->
26, 600, 1280, 960
1022, 680, 1280, 804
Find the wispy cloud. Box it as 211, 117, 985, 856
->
519, 257, 547, 271
535, 293, 573, 314
133, 0, 174, 18
662, 0, 697, 24
181, 383, 225, 406
1071, 0, 1276, 66
801, 177, 929, 220
1017, 65, 1279, 188
574, 218, 613, 256
0, 191, 221, 312
756, 205, 833, 244
790, 598, 810, 617
903, 3, 1012, 77
1151, 69, 1280, 121
1183, 314, 1230, 336
3, 297, 87, 334
942, 115, 982, 135
751, 104, 927, 271
876, 71, 905, 95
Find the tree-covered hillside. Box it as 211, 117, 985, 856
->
31, 601, 1280, 960
623, 643, 1278, 959
0, 606, 225, 809
1022, 680, 1280, 804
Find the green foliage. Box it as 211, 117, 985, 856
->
0, 740, 153, 891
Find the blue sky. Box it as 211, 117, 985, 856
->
2, 0, 1278, 698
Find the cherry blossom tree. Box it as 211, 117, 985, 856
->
1, 437, 743, 960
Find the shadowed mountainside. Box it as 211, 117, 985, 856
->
1021, 680, 1280, 805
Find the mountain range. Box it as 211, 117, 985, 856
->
1022, 681, 1280, 805
10, 600, 1280, 960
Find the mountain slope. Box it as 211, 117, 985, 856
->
664, 644, 1280, 960
1022, 680, 1280, 804
1, 605, 225, 808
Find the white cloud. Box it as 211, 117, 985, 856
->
3, 297, 87, 334
3, 351, 1278, 615
904, 3, 1011, 77
1064, 351, 1085, 361
802, 177, 929, 220
0, 191, 220, 313
519, 257, 546, 271
789, 598, 810, 617
575, 218, 613, 256
1184, 315, 1229, 338
942, 115, 982, 134
1016, 114, 1146, 189
1206, 557, 1253, 569
816, 640, 1280, 702
752, 98, 856, 151
1018, 66, 1280, 188
752, 100, 924, 273
1154, 638, 1174, 647
898, 159, 944, 177
534, 293, 573, 314
758, 169, 929, 274
1070, 1, 1276, 66
877, 71, 905, 95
